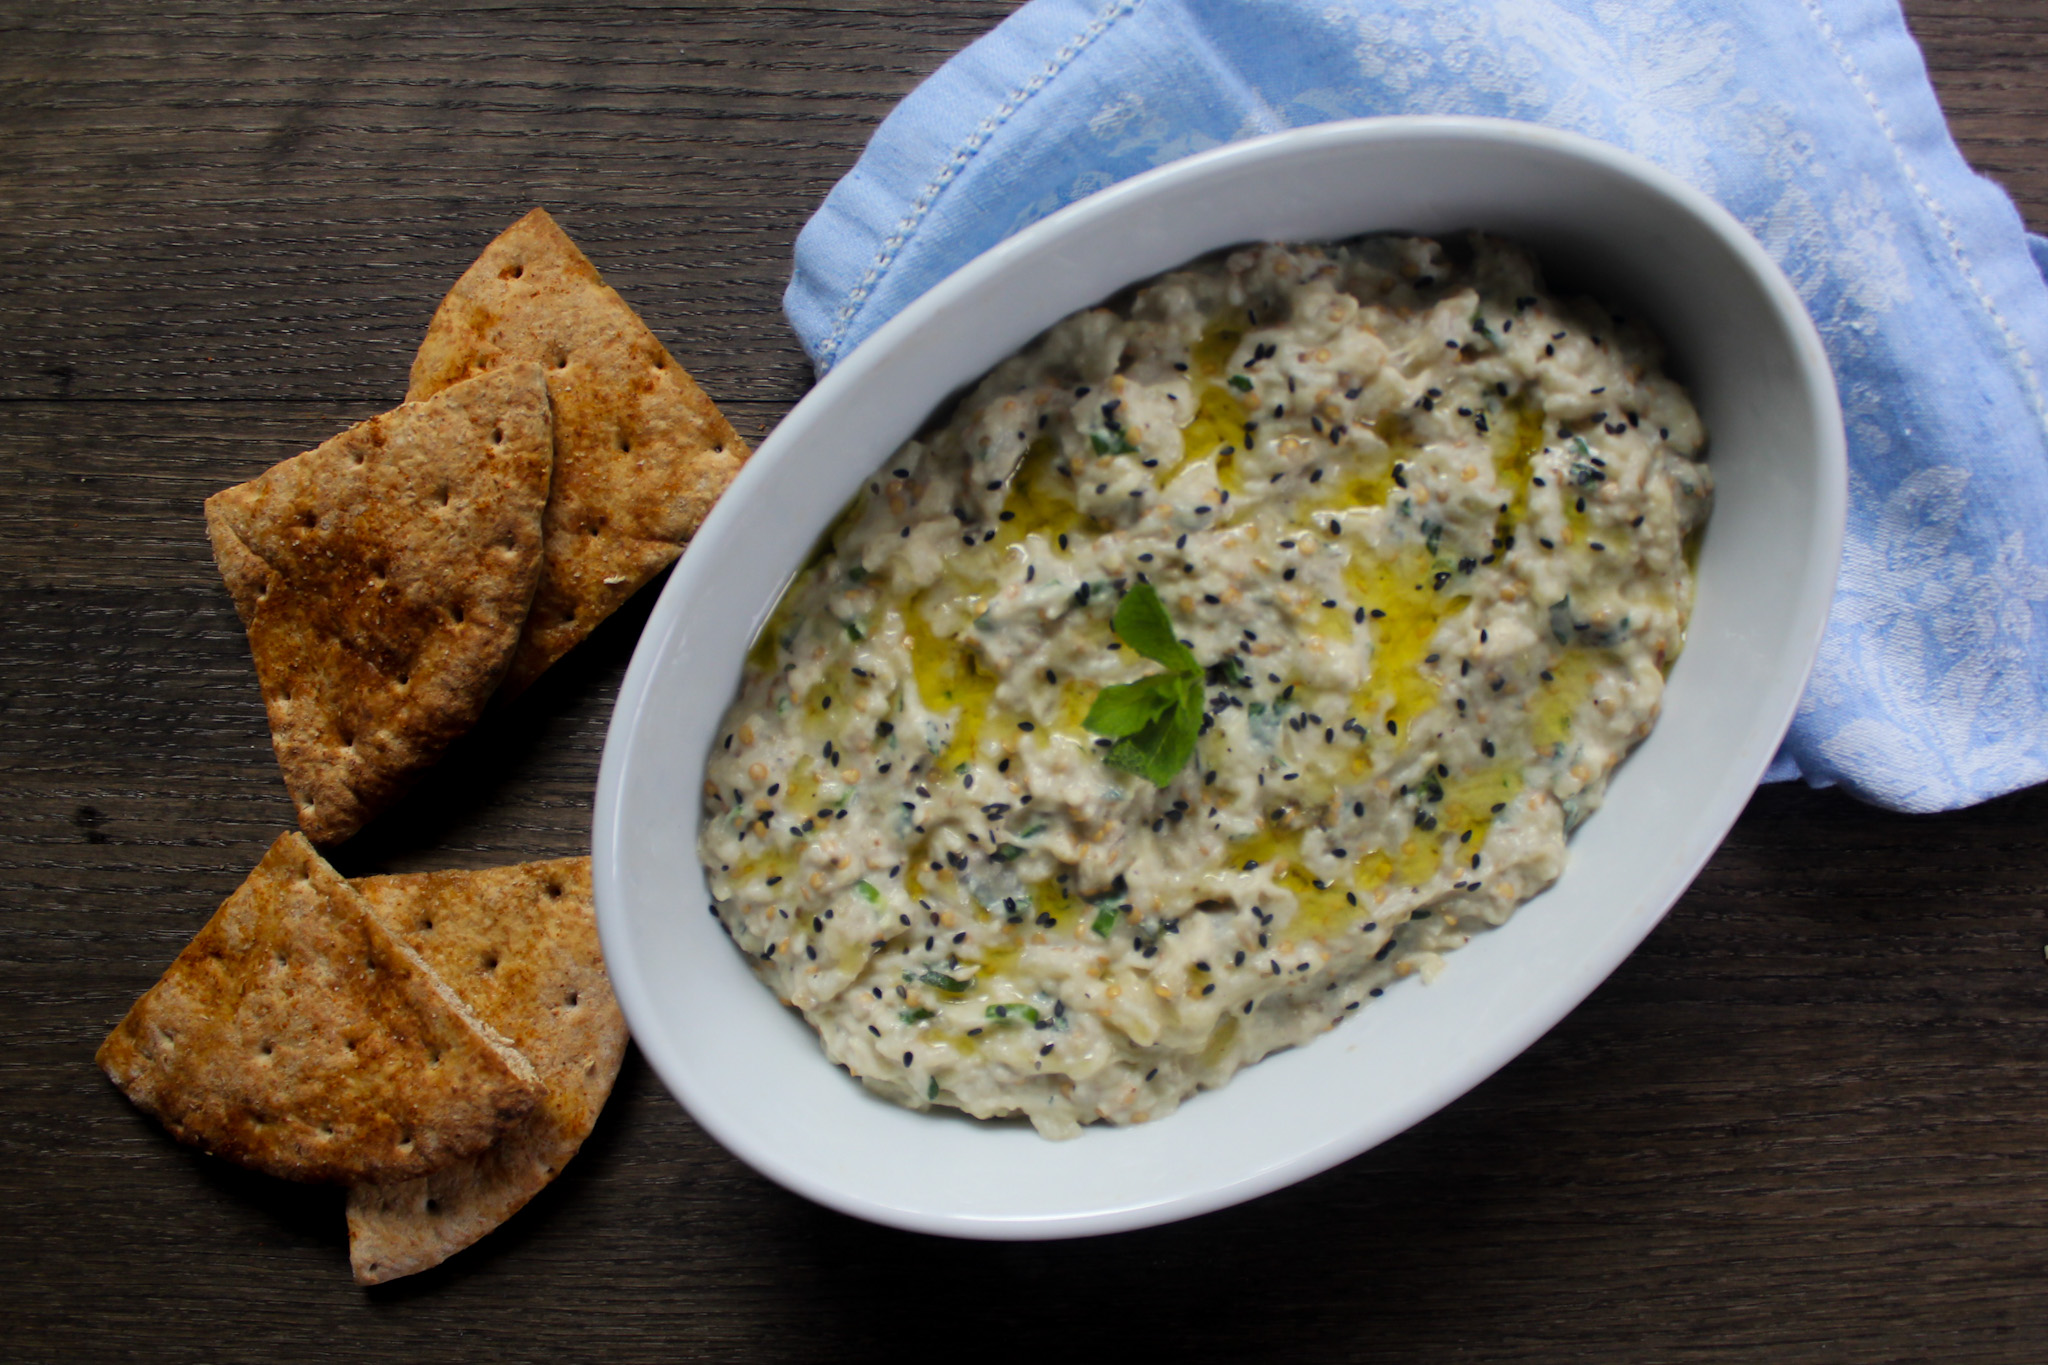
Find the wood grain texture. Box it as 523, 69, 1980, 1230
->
3, 1, 2047, 1360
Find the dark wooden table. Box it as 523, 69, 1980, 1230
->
6, 3, 2047, 1359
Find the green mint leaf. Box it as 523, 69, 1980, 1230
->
900, 1007, 934, 1024
1083, 673, 1181, 737
1104, 675, 1204, 787
1228, 374, 1253, 392
1110, 582, 1199, 675
918, 969, 971, 993
854, 879, 880, 903
1085, 586, 1205, 786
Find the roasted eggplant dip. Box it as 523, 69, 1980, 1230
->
700, 235, 1710, 1139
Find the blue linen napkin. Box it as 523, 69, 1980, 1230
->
784, 0, 2048, 815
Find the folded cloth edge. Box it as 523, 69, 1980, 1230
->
787, 0, 1141, 373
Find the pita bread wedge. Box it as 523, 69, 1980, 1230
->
345, 857, 626, 1284
206, 364, 553, 844
96, 833, 544, 1185
407, 208, 749, 698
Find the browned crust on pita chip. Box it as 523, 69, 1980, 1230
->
96, 834, 544, 1185
205, 364, 553, 844
407, 208, 749, 698
345, 857, 626, 1284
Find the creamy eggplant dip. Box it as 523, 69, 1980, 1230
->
699, 235, 1710, 1138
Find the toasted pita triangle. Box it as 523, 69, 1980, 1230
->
344, 857, 626, 1284
96, 834, 544, 1185
407, 208, 748, 698
206, 364, 553, 844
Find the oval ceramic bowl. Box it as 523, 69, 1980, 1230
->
594, 117, 1845, 1240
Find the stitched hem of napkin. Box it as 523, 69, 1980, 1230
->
1799, 0, 2048, 441
816, 0, 1143, 369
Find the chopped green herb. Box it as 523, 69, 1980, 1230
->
1019, 822, 1047, 839
845, 621, 864, 642
918, 969, 971, 993
1228, 374, 1253, 392
927, 1077, 939, 1100
1090, 904, 1121, 938
1549, 595, 1574, 646
991, 843, 1026, 862
854, 879, 880, 903
985, 1003, 1040, 1023
900, 1007, 934, 1024
1206, 655, 1252, 688
1090, 429, 1139, 456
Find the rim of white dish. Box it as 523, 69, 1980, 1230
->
594, 115, 1846, 1240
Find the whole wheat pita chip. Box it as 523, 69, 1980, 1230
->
96, 833, 544, 1185
344, 857, 626, 1284
206, 364, 553, 844
407, 208, 749, 698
